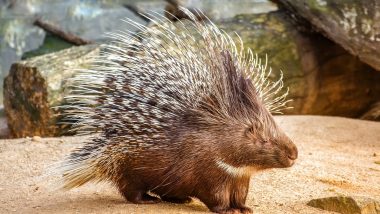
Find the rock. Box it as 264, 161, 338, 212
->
276, 0, 380, 71
218, 11, 380, 116
22, 35, 74, 60
0, 18, 46, 102
0, 0, 148, 105
173, 0, 278, 20
3, 45, 99, 138
7, 0, 147, 42
0, 0, 14, 9
124, 0, 278, 21
307, 196, 380, 214
124, 0, 167, 19
31, 136, 41, 142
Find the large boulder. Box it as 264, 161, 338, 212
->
0, 18, 46, 103
6, 0, 147, 42
276, 0, 380, 72
307, 196, 380, 214
3, 45, 99, 138
0, 0, 147, 105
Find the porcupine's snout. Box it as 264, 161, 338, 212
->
280, 135, 298, 167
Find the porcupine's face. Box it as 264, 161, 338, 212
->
212, 49, 297, 170
218, 108, 298, 170
237, 109, 298, 169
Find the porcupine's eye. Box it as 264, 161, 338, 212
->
244, 126, 263, 147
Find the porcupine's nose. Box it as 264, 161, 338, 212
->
288, 147, 298, 160
286, 141, 298, 166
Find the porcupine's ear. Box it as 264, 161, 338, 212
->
220, 50, 261, 116
220, 49, 243, 109
220, 50, 239, 86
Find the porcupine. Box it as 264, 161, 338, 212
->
59, 8, 298, 214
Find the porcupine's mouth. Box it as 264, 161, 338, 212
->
287, 158, 296, 167
278, 137, 298, 168
279, 150, 297, 168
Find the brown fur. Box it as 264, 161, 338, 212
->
104, 111, 297, 213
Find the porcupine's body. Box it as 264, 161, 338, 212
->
60, 8, 298, 214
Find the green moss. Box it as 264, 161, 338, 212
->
22, 34, 74, 59
308, 0, 329, 13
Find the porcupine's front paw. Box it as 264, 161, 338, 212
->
236, 206, 253, 214
124, 192, 161, 204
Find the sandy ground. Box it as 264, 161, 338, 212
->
0, 116, 379, 214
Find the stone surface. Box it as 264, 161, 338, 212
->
277, 0, 380, 72
175, 0, 278, 20
22, 35, 74, 60
307, 196, 380, 214
32, 136, 41, 142
218, 11, 380, 116
0, 0, 147, 104
3, 45, 99, 138
0, 116, 379, 213
0, 18, 46, 102
120, 0, 277, 20
7, 0, 147, 42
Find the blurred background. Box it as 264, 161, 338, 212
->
0, 0, 380, 138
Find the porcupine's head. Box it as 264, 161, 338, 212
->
193, 48, 298, 171
151, 9, 299, 171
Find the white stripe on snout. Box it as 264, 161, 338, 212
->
216, 160, 257, 178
